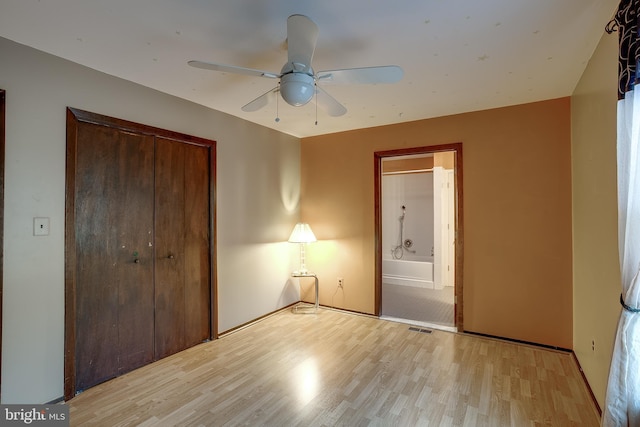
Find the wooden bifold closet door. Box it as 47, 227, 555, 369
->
154, 137, 211, 360
65, 108, 216, 399
73, 122, 156, 391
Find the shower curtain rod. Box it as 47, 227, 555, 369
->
382, 168, 434, 176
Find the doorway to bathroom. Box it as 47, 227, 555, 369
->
374, 143, 463, 332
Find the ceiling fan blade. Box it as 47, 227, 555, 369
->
241, 87, 278, 112
315, 87, 347, 117
188, 60, 280, 79
317, 66, 404, 85
287, 14, 318, 71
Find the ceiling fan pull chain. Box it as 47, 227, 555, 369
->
315, 84, 318, 125
275, 83, 280, 123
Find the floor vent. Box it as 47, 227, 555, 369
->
408, 326, 433, 334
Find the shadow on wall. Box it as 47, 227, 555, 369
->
279, 278, 301, 307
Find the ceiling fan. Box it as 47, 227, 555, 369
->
188, 14, 403, 118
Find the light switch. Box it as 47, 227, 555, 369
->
34, 217, 50, 236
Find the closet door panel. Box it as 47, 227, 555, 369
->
114, 132, 156, 374
183, 144, 211, 346
74, 123, 155, 391
154, 138, 187, 359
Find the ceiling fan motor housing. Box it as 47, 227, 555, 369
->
280, 68, 315, 107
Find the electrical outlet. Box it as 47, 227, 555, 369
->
337, 277, 344, 288
591, 339, 595, 352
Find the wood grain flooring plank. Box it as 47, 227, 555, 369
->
67, 308, 599, 426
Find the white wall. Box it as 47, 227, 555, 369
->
0, 37, 301, 403
381, 173, 434, 260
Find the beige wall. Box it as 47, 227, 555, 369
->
301, 97, 573, 348
571, 31, 620, 407
383, 157, 433, 173
434, 151, 455, 169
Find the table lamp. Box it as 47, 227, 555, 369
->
288, 223, 316, 274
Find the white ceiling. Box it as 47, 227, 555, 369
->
0, 1, 618, 138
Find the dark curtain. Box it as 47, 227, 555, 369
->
609, 0, 640, 99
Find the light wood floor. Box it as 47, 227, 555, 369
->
67, 308, 599, 426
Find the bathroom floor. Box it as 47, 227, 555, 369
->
381, 283, 455, 329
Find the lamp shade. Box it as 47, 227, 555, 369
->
288, 223, 317, 243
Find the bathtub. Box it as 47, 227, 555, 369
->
382, 256, 439, 289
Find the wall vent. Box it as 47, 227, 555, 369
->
408, 326, 433, 334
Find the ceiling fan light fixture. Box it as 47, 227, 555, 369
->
188, 15, 402, 118
280, 72, 315, 106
